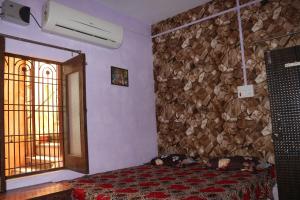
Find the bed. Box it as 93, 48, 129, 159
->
68, 164, 275, 200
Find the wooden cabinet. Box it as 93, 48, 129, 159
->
0, 182, 72, 200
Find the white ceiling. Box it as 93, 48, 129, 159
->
96, 0, 211, 25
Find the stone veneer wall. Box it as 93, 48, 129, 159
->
152, 0, 300, 163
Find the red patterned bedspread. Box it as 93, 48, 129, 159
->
69, 164, 275, 200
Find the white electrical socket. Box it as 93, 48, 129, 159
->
238, 85, 254, 98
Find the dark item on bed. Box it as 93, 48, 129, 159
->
208, 156, 259, 171
69, 163, 275, 200
150, 154, 197, 167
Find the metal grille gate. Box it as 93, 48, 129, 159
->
265, 45, 300, 200
3, 53, 64, 177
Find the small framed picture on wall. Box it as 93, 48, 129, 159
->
111, 66, 129, 87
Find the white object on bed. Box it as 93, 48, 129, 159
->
273, 184, 279, 200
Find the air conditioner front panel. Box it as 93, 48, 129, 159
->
42, 0, 123, 48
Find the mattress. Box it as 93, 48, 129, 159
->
69, 164, 275, 200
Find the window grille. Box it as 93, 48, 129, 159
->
3, 53, 64, 177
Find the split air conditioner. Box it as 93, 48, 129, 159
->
42, 0, 123, 48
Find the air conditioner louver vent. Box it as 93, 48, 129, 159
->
55, 24, 116, 43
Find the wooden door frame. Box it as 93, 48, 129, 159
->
0, 36, 6, 192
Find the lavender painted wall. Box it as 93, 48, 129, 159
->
0, 0, 157, 190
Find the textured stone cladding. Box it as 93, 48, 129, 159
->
152, 0, 300, 164
240, 0, 253, 5
152, 0, 236, 35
